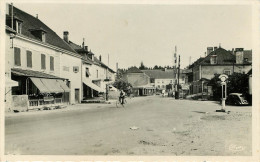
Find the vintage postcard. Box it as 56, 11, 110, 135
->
0, 0, 259, 161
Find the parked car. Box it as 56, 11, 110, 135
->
226, 93, 249, 105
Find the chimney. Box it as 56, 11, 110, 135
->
232, 48, 234, 55
207, 47, 213, 55
63, 31, 69, 42
84, 46, 88, 51
99, 55, 102, 62
235, 48, 244, 64
36, 14, 38, 19
6, 4, 10, 15
214, 46, 217, 51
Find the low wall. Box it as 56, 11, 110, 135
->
12, 95, 29, 112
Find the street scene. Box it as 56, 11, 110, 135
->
3, 2, 254, 157
5, 96, 252, 155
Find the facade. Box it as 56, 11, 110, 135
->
5, 4, 82, 111
122, 67, 155, 96
64, 33, 116, 101
188, 47, 252, 99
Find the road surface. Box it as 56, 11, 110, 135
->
5, 96, 252, 155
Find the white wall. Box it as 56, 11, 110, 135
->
60, 53, 82, 104
11, 37, 61, 76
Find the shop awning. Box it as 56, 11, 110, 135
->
5, 78, 18, 87
40, 78, 64, 93
30, 77, 70, 93
57, 80, 70, 92
30, 77, 50, 93
83, 79, 104, 92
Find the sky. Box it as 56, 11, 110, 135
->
13, 2, 252, 70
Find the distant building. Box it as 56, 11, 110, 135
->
122, 67, 155, 96
188, 47, 252, 99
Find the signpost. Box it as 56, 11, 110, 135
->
217, 74, 228, 112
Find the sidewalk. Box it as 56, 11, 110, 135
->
5, 100, 117, 117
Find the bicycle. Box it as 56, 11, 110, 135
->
116, 96, 127, 108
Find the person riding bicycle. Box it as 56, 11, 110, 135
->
119, 90, 126, 104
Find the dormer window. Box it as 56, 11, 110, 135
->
29, 28, 47, 42
42, 32, 46, 42
16, 21, 22, 34
210, 55, 217, 64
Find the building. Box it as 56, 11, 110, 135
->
5, 4, 82, 111
64, 33, 116, 101
188, 47, 252, 99
122, 67, 155, 96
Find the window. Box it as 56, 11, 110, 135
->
210, 55, 217, 64
224, 70, 231, 75
50, 56, 54, 71
42, 32, 46, 42
14, 47, 21, 66
162, 80, 164, 84
182, 76, 185, 81
170, 80, 173, 83
41, 54, 46, 69
86, 68, 90, 77
244, 58, 248, 62
162, 85, 165, 88
26, 50, 32, 68
158, 85, 160, 88
16, 21, 22, 34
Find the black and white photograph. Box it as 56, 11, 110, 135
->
1, 0, 259, 161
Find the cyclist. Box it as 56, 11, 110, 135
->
119, 90, 126, 104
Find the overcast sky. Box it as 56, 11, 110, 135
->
13, 3, 252, 70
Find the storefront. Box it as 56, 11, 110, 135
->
11, 68, 70, 111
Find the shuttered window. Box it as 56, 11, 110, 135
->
26, 50, 32, 68
41, 54, 46, 69
14, 47, 21, 66
50, 56, 54, 71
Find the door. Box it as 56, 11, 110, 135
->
75, 89, 80, 103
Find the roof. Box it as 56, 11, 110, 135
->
247, 69, 252, 75
93, 57, 116, 73
6, 5, 76, 53
189, 57, 204, 68
199, 48, 235, 65
142, 69, 176, 79
127, 67, 143, 73
244, 50, 252, 62
11, 68, 66, 80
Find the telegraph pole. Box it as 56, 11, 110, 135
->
177, 55, 180, 99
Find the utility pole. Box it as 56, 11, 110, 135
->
177, 55, 180, 99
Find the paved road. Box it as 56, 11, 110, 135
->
5, 96, 252, 155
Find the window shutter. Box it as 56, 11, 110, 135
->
26, 51, 32, 68
50, 56, 54, 71
14, 47, 21, 66
41, 54, 46, 69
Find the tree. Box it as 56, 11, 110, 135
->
113, 79, 132, 92
139, 61, 148, 70
208, 73, 250, 100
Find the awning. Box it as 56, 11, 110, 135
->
57, 80, 70, 92
30, 77, 70, 93
83, 79, 104, 92
5, 78, 18, 87
40, 78, 64, 93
